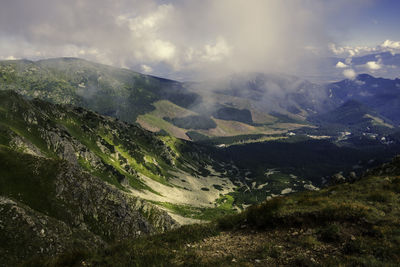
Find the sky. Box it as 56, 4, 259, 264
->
0, 0, 399, 81
338, 0, 400, 46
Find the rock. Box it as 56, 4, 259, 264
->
281, 188, 293, 194
330, 172, 346, 185
304, 184, 319, 191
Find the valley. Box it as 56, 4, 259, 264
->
1, 58, 400, 266
2, 0, 400, 265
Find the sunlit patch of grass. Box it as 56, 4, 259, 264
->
154, 195, 237, 221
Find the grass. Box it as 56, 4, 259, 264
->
29, 223, 220, 267
152, 195, 236, 221
2, 89, 400, 265
19, 156, 400, 266
137, 113, 188, 139
0, 147, 61, 218
149, 100, 196, 119
100, 131, 173, 186
60, 117, 155, 192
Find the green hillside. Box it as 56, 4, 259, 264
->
0, 58, 199, 122
0, 90, 244, 264
312, 100, 394, 134
27, 155, 400, 266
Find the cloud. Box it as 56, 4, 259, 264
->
201, 37, 232, 63
343, 69, 357, 79
0, 0, 372, 80
330, 39, 400, 57
329, 43, 377, 57
365, 60, 382, 70
381, 40, 400, 50
141, 64, 153, 73
336, 61, 349, 68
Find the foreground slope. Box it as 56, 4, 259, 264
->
37, 156, 400, 266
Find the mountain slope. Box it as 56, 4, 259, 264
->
0, 57, 199, 123
0, 90, 244, 264
0, 147, 177, 265
328, 74, 400, 124
30, 155, 400, 266
311, 99, 394, 133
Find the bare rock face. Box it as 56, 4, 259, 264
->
53, 161, 179, 240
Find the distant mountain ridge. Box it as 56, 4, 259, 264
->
1, 57, 399, 140
328, 74, 400, 125
0, 57, 200, 123
311, 99, 394, 134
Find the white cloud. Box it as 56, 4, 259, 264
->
336, 61, 348, 68
381, 40, 400, 49
329, 43, 377, 57
201, 37, 232, 62
365, 60, 381, 70
343, 69, 356, 79
330, 39, 400, 58
141, 64, 153, 73
147, 39, 176, 62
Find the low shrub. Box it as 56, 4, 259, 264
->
217, 213, 246, 230
246, 197, 283, 228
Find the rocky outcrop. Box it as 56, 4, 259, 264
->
53, 161, 179, 240
0, 196, 104, 265
0, 150, 179, 266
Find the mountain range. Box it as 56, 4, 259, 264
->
1, 57, 400, 265
2, 58, 399, 142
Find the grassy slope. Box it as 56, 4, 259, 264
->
0, 90, 197, 187
33, 156, 400, 266
0, 58, 192, 123
0, 91, 244, 222
138, 100, 307, 140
